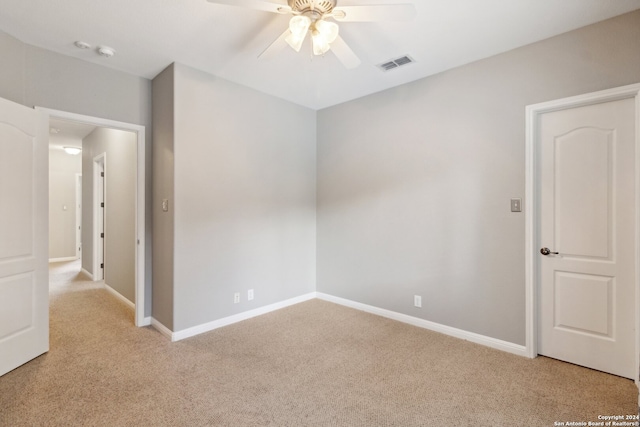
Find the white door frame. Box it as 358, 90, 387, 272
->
93, 153, 106, 282
524, 83, 640, 384
75, 172, 82, 259
36, 107, 147, 327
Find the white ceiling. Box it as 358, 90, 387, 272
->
48, 118, 95, 149
1, 0, 639, 110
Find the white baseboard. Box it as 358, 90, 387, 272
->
49, 256, 78, 263
316, 293, 528, 358
80, 268, 93, 280
104, 283, 135, 311
148, 291, 526, 358
138, 316, 152, 327
151, 318, 174, 340
166, 292, 317, 342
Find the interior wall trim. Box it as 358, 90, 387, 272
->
150, 291, 527, 357
104, 283, 134, 310
156, 292, 318, 342
80, 268, 93, 281
316, 293, 528, 358
151, 317, 173, 340
48, 257, 77, 263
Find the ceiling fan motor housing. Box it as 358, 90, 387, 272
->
288, 0, 336, 15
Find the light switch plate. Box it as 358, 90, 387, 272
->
162, 199, 169, 212
511, 198, 522, 212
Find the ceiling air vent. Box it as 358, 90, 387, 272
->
377, 55, 415, 72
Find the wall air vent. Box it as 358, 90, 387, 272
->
377, 55, 415, 72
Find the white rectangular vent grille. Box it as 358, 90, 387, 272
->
378, 55, 415, 72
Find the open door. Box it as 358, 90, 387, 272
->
94, 154, 105, 281
0, 97, 48, 376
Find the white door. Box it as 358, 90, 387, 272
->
0, 97, 48, 376
538, 96, 636, 379
94, 155, 105, 281
76, 173, 82, 259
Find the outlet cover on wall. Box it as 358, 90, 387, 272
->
234, 292, 240, 304
414, 295, 422, 308
248, 289, 254, 301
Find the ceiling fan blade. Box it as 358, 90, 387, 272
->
332, 4, 416, 22
258, 30, 291, 60
206, 0, 292, 14
330, 35, 361, 69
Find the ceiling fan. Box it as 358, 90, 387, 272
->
206, 0, 416, 69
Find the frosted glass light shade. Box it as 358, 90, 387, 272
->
63, 147, 81, 155
312, 31, 330, 55
315, 19, 339, 43
311, 19, 339, 56
285, 15, 311, 52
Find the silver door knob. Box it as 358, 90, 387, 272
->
540, 247, 559, 256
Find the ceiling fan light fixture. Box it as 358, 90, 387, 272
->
311, 19, 339, 56
311, 30, 330, 55
314, 19, 339, 43
285, 15, 311, 52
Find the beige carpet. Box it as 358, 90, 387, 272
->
0, 260, 636, 426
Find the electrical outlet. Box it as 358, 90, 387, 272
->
414, 295, 422, 308
248, 289, 254, 301
234, 292, 240, 304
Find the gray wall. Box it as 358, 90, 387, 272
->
0, 30, 153, 316
151, 65, 175, 329
153, 63, 317, 332
316, 10, 640, 345
49, 147, 82, 259
82, 128, 137, 302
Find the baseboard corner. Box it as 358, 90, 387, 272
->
151, 318, 175, 341
104, 283, 135, 311
171, 292, 317, 342
315, 292, 528, 358
138, 316, 152, 327
80, 268, 93, 280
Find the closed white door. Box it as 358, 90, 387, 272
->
0, 97, 48, 376
538, 96, 636, 379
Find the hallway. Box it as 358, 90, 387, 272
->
49, 260, 134, 327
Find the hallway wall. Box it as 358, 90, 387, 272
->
82, 127, 137, 303
49, 146, 82, 260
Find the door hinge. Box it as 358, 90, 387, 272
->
101, 263, 104, 269
100, 233, 104, 238
101, 202, 104, 208
101, 172, 104, 177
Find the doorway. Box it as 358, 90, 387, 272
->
75, 173, 82, 259
524, 83, 640, 380
93, 153, 106, 282
39, 108, 147, 327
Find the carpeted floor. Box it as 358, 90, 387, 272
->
0, 260, 637, 426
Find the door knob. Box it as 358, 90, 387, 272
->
540, 247, 559, 256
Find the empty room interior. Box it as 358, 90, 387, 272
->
1, 1, 640, 425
